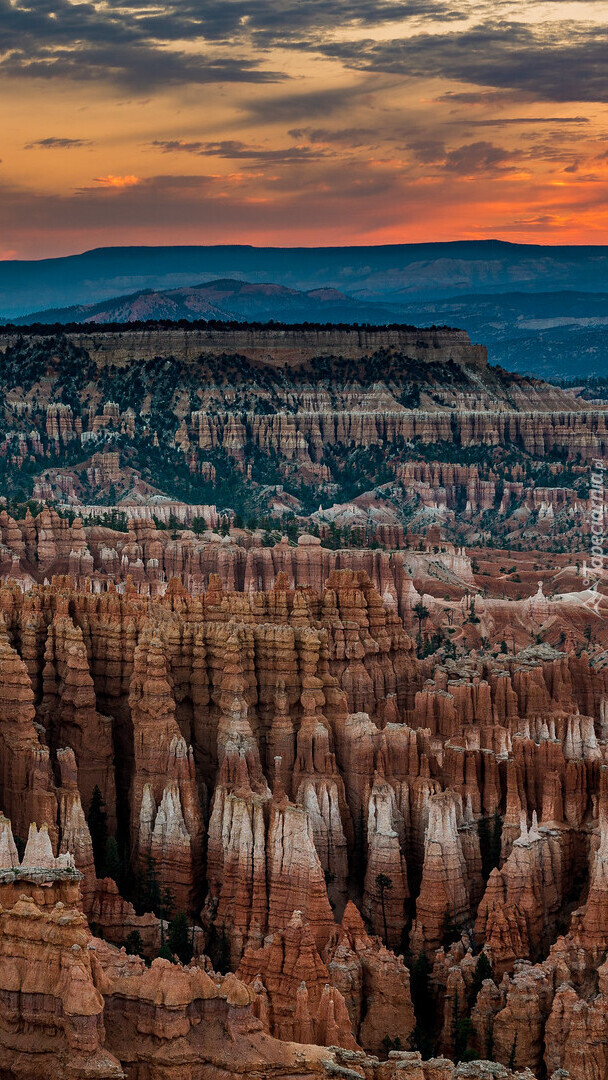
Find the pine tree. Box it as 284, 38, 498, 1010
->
141, 854, 161, 914
168, 911, 193, 965
454, 1016, 473, 1062
477, 815, 491, 880
490, 810, 502, 871
413, 601, 430, 648
103, 836, 122, 886
87, 786, 108, 876
376, 873, 393, 945
410, 952, 434, 1059
160, 885, 175, 924
479, 812, 502, 880
470, 951, 493, 1004
217, 921, 230, 974
485, 1019, 494, 1062
157, 943, 176, 963
442, 905, 458, 947
125, 930, 145, 958
508, 1033, 518, 1070
354, 805, 366, 891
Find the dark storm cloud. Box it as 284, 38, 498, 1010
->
150, 139, 332, 163
443, 140, 518, 175
288, 127, 377, 147
5, 0, 602, 106
241, 86, 364, 124
0, 0, 282, 88
437, 90, 531, 105
319, 21, 608, 103
98, 0, 455, 42
457, 116, 590, 126
24, 137, 92, 149
0, 0, 454, 90
400, 137, 519, 174
406, 139, 446, 164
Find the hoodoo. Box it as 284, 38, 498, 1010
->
0, 324, 606, 1079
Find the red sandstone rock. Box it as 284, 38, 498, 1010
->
238, 910, 357, 1048
326, 901, 415, 1053
266, 797, 335, 951
39, 612, 116, 823
129, 631, 203, 911
0, 567, 606, 1079
362, 776, 409, 947
410, 791, 471, 957
0, 637, 58, 846
0, 896, 118, 1078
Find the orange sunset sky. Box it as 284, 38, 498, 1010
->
1, 0, 607, 258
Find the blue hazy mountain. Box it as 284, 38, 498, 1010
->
3, 240, 608, 318
4, 243, 608, 378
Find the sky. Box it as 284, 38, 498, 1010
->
1, 0, 607, 258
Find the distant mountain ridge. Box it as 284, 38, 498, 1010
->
9, 276, 608, 380
12, 278, 403, 327
3, 240, 608, 320
5, 242, 608, 378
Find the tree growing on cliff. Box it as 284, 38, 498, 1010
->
413, 602, 430, 654
376, 872, 393, 944
103, 836, 123, 887
159, 885, 176, 944
470, 950, 493, 1005
191, 516, 207, 534
441, 906, 460, 948
157, 943, 177, 963
140, 854, 161, 915
217, 922, 231, 974
454, 1014, 474, 1063
354, 805, 367, 891
410, 952, 435, 1058
478, 811, 502, 881
381, 1035, 402, 1056
125, 930, 145, 959
490, 810, 502, 870
87, 786, 108, 876
168, 911, 193, 965
467, 599, 480, 624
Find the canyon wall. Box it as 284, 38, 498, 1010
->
0, 325, 489, 367
0, 561, 606, 1076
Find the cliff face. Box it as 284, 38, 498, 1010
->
1, 325, 608, 1079
0, 882, 531, 1080
0, 325, 491, 367
0, 561, 607, 1077
0, 328, 601, 547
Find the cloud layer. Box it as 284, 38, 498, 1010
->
1, 0, 607, 254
